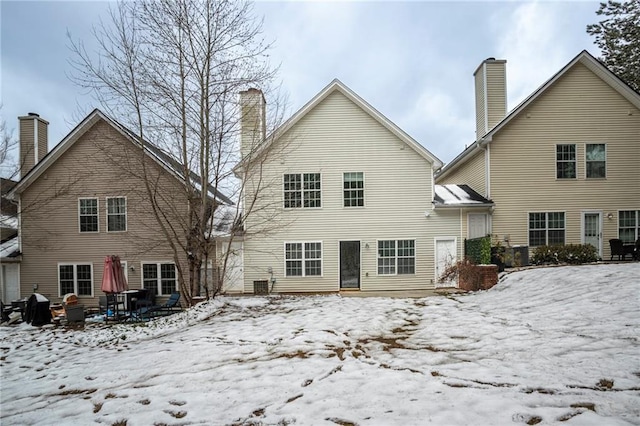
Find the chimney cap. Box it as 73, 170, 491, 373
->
28, 112, 40, 117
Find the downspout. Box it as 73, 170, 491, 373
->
478, 135, 492, 198
17, 197, 22, 254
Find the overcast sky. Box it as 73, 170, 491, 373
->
1, 0, 601, 174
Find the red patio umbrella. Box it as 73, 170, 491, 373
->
101, 255, 129, 293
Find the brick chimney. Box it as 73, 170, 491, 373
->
473, 58, 507, 140
18, 112, 49, 178
239, 88, 266, 161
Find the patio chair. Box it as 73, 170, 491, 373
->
131, 289, 156, 322
609, 239, 626, 260
152, 293, 182, 316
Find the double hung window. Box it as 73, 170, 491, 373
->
79, 198, 98, 232
285, 242, 322, 277
107, 197, 127, 232
59, 264, 93, 296
556, 144, 576, 179
343, 172, 364, 207
283, 174, 321, 208
529, 212, 565, 246
619, 211, 640, 244
142, 263, 177, 295
377, 240, 415, 275
586, 144, 606, 179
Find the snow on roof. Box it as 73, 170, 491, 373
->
0, 214, 18, 229
434, 184, 493, 207
208, 204, 239, 238
0, 236, 19, 258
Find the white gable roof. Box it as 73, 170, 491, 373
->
437, 50, 640, 180
254, 79, 443, 169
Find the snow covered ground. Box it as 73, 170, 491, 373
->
1, 263, 639, 425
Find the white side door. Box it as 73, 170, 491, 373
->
1, 264, 21, 303
435, 238, 457, 288
582, 211, 602, 257
468, 213, 488, 239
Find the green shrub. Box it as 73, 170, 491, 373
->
465, 236, 491, 264
530, 244, 600, 265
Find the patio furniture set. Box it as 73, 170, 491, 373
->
609, 238, 640, 261
99, 291, 182, 322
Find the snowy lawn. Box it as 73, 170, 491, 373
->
1, 263, 639, 426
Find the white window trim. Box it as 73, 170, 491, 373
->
584, 142, 607, 179
527, 211, 567, 247
282, 173, 322, 209
140, 261, 177, 296
343, 171, 365, 208
376, 239, 417, 276
618, 210, 640, 243
57, 262, 94, 297
283, 241, 323, 277
78, 197, 99, 233
106, 196, 127, 233
555, 143, 577, 180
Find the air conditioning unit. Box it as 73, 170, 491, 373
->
253, 280, 269, 295
509, 246, 529, 267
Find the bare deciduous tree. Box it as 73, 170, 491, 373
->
69, 0, 288, 303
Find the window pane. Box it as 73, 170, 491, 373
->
305, 260, 322, 276
378, 258, 395, 275
286, 260, 302, 276
556, 144, 576, 179
548, 230, 565, 245
285, 243, 303, 277
79, 199, 98, 232
283, 174, 302, 208
377, 240, 396, 274
304, 242, 322, 276
107, 197, 127, 231
343, 172, 364, 207
397, 258, 415, 274
76, 265, 93, 296
586, 144, 605, 161
548, 212, 565, 229
80, 215, 98, 232
59, 265, 75, 295
303, 174, 321, 208
586, 162, 606, 178
160, 264, 176, 295
529, 213, 546, 230
529, 230, 546, 247
143, 264, 158, 290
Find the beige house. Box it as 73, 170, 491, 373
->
237, 80, 494, 293
7, 110, 232, 306
436, 50, 640, 260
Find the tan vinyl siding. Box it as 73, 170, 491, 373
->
243, 90, 444, 292
474, 70, 486, 139
19, 119, 188, 306
19, 118, 36, 178
437, 150, 487, 196
488, 62, 640, 259
485, 62, 507, 132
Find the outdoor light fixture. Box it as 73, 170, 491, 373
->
365, 243, 370, 249
129, 265, 135, 272
607, 213, 614, 220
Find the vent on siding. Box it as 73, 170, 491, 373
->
253, 280, 269, 295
